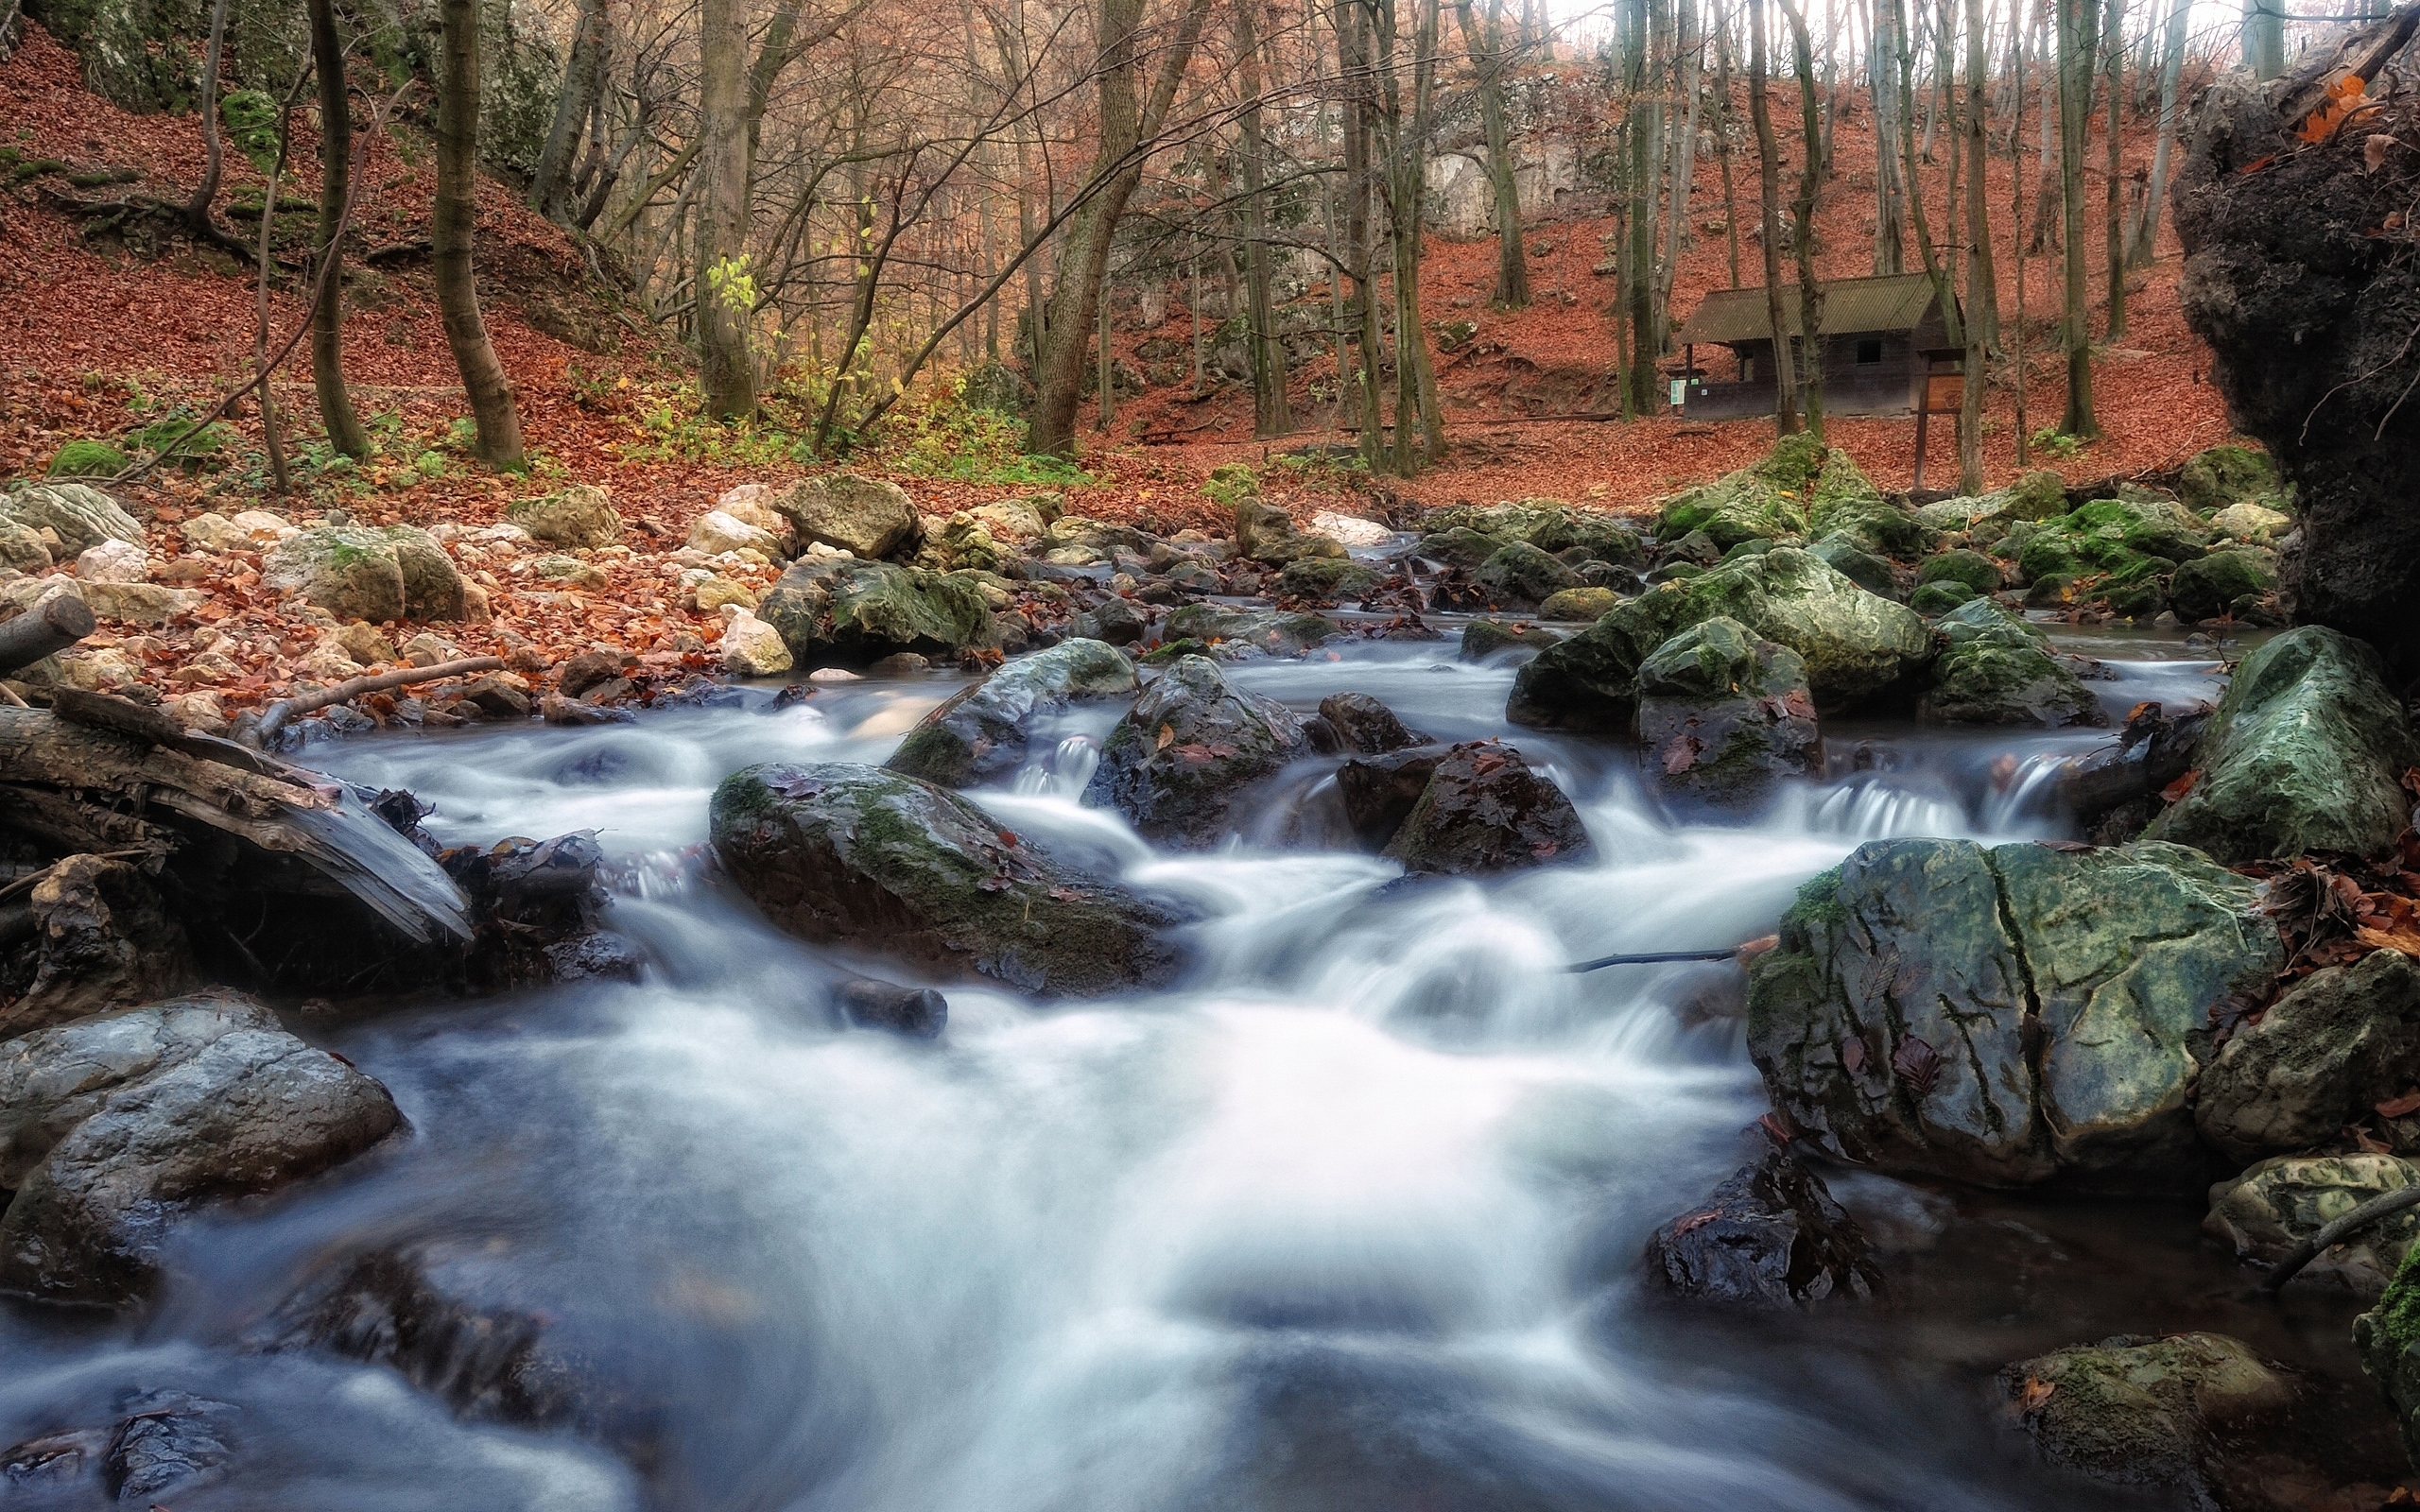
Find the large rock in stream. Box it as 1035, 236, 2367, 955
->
0, 993, 404, 1306
711, 763, 1188, 994
2195, 948, 2420, 1163
1632, 616, 1821, 810
1381, 741, 1593, 874
1917, 597, 2104, 729
757, 557, 994, 666
1642, 1147, 1882, 1308
1747, 839, 2282, 1190
1081, 655, 1307, 846
2001, 1333, 2292, 1503
887, 638, 1136, 787
2147, 626, 2418, 864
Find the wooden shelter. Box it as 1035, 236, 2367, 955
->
1671, 273, 1960, 421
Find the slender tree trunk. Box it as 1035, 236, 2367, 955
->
2056, 0, 2099, 436
1028, 0, 1215, 457
695, 0, 755, 419
307, 0, 368, 458
1621, 0, 1660, 416
1657, 0, 1703, 348
1716, 13, 1744, 287
1871, 0, 1907, 272
531, 0, 606, 221
434, 0, 524, 466
1780, 0, 1825, 438
2028, 2, 2061, 250
255, 91, 293, 495
1098, 266, 1116, 428
1455, 0, 1530, 307
1237, 0, 1291, 435
2129, 0, 2188, 265
2014, 0, 2031, 463
2101, 0, 2127, 340
1337, 0, 1387, 465
1960, 0, 1989, 492
2243, 0, 2282, 79
1749, 0, 1800, 432
187, 0, 232, 235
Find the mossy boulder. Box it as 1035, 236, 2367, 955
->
1916, 548, 2001, 596
775, 473, 919, 559
1654, 433, 1824, 549
1999, 1334, 2290, 1502
1634, 617, 1820, 810
1675, 547, 1931, 710
758, 558, 994, 665
46, 439, 129, 478
262, 525, 407, 623
887, 639, 1137, 788
2196, 949, 2420, 1163
2148, 626, 2419, 864
1805, 532, 1896, 597
710, 763, 1187, 995
1235, 498, 1344, 566
1423, 500, 1646, 566
1919, 598, 2104, 728
1461, 620, 1564, 661
382, 524, 465, 620
1748, 839, 2283, 1189
1410, 525, 1510, 571
2179, 443, 2286, 515
2167, 546, 2275, 622
2023, 496, 2212, 584
2, 483, 144, 556
1537, 586, 1623, 622
1506, 583, 1697, 729
1475, 541, 1581, 606
1082, 654, 1308, 846
1159, 603, 1340, 658
1806, 486, 1924, 559
2210, 1154, 2420, 1297
2208, 500, 2292, 545
1967, 469, 2071, 534
1907, 579, 1978, 615
507, 484, 624, 549
1274, 556, 1383, 602
218, 88, 281, 173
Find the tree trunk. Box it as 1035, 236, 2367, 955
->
1749, 0, 1800, 432
433, 0, 524, 466
1716, 14, 1744, 288
530, 0, 606, 222
1656, 0, 1703, 348
1871, 0, 1907, 273
2243, 0, 2282, 79
1960, 0, 1989, 493
1027, 0, 1215, 458
1457, 0, 1530, 307
2101, 0, 2127, 341
2128, 0, 2189, 265
2056, 0, 2099, 437
1780, 0, 1825, 438
1237, 0, 1292, 435
695, 0, 755, 420
186, 0, 232, 235
1621, 0, 1660, 416
2013, 0, 2031, 464
307, 0, 369, 459
1336, 0, 1388, 465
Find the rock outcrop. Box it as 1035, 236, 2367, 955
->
1917, 597, 2104, 728
2208, 1154, 2420, 1297
888, 638, 1137, 787
2196, 949, 2420, 1163
757, 557, 994, 666
774, 473, 920, 559
1632, 617, 1820, 809
1748, 839, 2281, 1190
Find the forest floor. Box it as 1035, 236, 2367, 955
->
0, 21, 2240, 704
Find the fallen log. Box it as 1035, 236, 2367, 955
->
0, 703, 471, 944
2259, 1180, 2420, 1294
0, 593, 96, 679
249, 655, 505, 745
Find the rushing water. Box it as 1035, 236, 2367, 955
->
2, 627, 2383, 1511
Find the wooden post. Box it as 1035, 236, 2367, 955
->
1911, 364, 1964, 492
1912, 400, 1930, 490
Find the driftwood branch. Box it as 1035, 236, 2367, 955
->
2259, 1179, 2420, 1294
249, 655, 505, 744
0, 593, 96, 679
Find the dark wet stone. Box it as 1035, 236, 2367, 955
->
1082, 656, 1307, 848
1642, 1148, 1882, 1308
831, 974, 949, 1039
1382, 742, 1594, 875
1336, 747, 1445, 849
1317, 693, 1425, 756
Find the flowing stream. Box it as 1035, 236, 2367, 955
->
0, 629, 2382, 1511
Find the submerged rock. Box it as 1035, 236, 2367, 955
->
1082, 655, 1307, 846
830, 974, 949, 1039
1748, 839, 2281, 1190
2001, 1333, 2291, 1502
1313, 692, 1425, 756
757, 557, 994, 666
712, 762, 1186, 994
2208, 1154, 2420, 1297
2196, 949, 2420, 1163
1642, 1147, 1883, 1308
1633, 617, 1820, 810
887, 638, 1136, 787
0, 993, 404, 1305
1382, 741, 1593, 875
2149, 626, 2418, 863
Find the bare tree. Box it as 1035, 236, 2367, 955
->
1780, 0, 1825, 438
434, 0, 525, 465
2127, 0, 2190, 265
1236, 0, 1291, 434
2055, 0, 2098, 437
1749, 0, 1801, 432
307, 0, 369, 458
1456, 0, 1530, 306
695, 0, 756, 418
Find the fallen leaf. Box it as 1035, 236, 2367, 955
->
1156, 723, 1175, 750
2018, 1377, 2056, 1412
2160, 768, 2201, 803
2377, 1089, 2420, 1119
2369, 133, 2399, 173
2356, 1125, 2395, 1154
1892, 1035, 1942, 1097
1841, 1038, 1868, 1074
2357, 923, 2420, 955
2238, 153, 2275, 175
1669, 1209, 1721, 1236
996, 829, 1019, 848
1757, 1111, 1794, 1145
1661, 733, 1702, 774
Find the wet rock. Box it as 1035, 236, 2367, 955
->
1382, 741, 1593, 874
1273, 555, 1383, 602
1537, 586, 1622, 622
1916, 548, 2002, 596
888, 638, 1136, 787
2208, 1154, 2420, 1297
831, 974, 948, 1039
1652, 433, 1823, 548
0, 993, 404, 1305
507, 484, 625, 549
1082, 655, 1307, 847
2148, 626, 2418, 863
1634, 617, 1821, 810
1421, 500, 1647, 566
556, 649, 622, 696
458, 674, 531, 719
775, 472, 919, 559
713, 763, 1188, 994
1461, 619, 1563, 661
1506, 584, 1696, 729
107, 1388, 238, 1502
2169, 546, 2276, 622
1642, 1147, 1882, 1307
1907, 579, 1978, 616
1234, 497, 1345, 567
1748, 839, 2282, 1190
541, 692, 633, 726
5, 855, 199, 1037
0, 483, 145, 556
1316, 692, 1425, 756
1335, 747, 1445, 848
1918, 597, 2105, 728
2197, 949, 2420, 1163
1068, 596, 1150, 646
2019, 494, 2212, 583
758, 557, 994, 665
542, 930, 646, 984
263, 525, 408, 623
2001, 1333, 2290, 1502
916, 511, 1010, 574
1474, 541, 1581, 606
1805, 531, 1897, 597
1677, 547, 1931, 710
1157, 603, 1340, 658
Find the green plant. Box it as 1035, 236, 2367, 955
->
219, 90, 282, 174
2029, 427, 2086, 460
1201, 462, 1260, 509
887, 375, 1090, 486
1268, 449, 1370, 493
